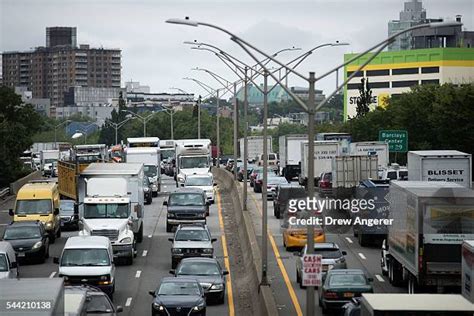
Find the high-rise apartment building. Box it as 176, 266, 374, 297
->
2, 27, 121, 114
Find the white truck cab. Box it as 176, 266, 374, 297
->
175, 139, 212, 186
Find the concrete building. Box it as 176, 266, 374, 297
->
125, 81, 150, 93
388, 1, 473, 51
2, 27, 121, 112
55, 104, 117, 126
15, 86, 51, 117
64, 86, 125, 107
235, 84, 325, 106
343, 47, 474, 119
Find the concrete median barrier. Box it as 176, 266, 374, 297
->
9, 170, 42, 195
213, 167, 278, 316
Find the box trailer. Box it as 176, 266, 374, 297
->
331, 156, 379, 198
279, 134, 308, 181
462, 240, 474, 303
386, 181, 474, 293
408, 150, 472, 188
350, 141, 389, 169
239, 136, 272, 162
299, 140, 343, 187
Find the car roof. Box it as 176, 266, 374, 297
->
328, 269, 365, 275
180, 257, 219, 264
177, 224, 208, 231
64, 236, 110, 249
313, 242, 340, 249
161, 277, 199, 283
172, 188, 205, 194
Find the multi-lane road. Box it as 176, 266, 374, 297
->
0, 174, 408, 316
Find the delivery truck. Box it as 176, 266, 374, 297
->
40, 149, 60, 177
331, 155, 379, 198
78, 163, 145, 265
386, 181, 474, 293
239, 136, 272, 162
350, 141, 389, 169
408, 150, 472, 188
462, 240, 474, 303
299, 140, 343, 187
279, 134, 307, 181
175, 139, 211, 186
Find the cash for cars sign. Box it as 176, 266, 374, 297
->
302, 254, 323, 286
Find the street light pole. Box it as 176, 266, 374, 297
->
261, 69, 269, 285
197, 95, 201, 139
233, 82, 238, 180
54, 120, 71, 149
216, 89, 220, 167
243, 66, 248, 211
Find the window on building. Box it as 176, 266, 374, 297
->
421, 66, 439, 74
421, 79, 439, 85
366, 69, 389, 76
392, 80, 419, 88
347, 70, 364, 77
392, 68, 419, 75
367, 81, 390, 89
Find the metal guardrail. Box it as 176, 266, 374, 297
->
0, 187, 10, 199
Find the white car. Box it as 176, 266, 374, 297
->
183, 174, 216, 204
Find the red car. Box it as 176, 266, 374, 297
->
249, 167, 263, 187
318, 172, 332, 196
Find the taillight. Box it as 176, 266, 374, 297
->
324, 291, 338, 299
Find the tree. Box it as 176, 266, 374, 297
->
99, 91, 128, 145
0, 86, 42, 186
355, 78, 372, 118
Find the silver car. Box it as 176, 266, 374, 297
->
168, 224, 217, 268
295, 242, 347, 288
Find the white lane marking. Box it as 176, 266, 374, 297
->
135, 270, 142, 278
375, 274, 385, 282
125, 297, 132, 307
0, 224, 8, 226
148, 235, 152, 238
49, 271, 56, 278
345, 237, 353, 244
358, 252, 367, 260
142, 250, 148, 257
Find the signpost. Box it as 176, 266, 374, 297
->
379, 130, 408, 152
302, 254, 323, 287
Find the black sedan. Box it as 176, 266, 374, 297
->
2, 221, 49, 263
172, 257, 228, 304
60, 200, 79, 230
149, 277, 206, 316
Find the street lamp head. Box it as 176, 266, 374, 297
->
332, 41, 350, 46
166, 17, 199, 27
183, 40, 200, 45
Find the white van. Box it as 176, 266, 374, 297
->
0, 241, 18, 279
55, 236, 116, 299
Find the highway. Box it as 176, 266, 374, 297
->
238, 180, 405, 315
0, 176, 232, 316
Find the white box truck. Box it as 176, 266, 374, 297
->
126, 137, 161, 195
386, 181, 474, 293
331, 155, 379, 198
408, 150, 472, 188
350, 141, 389, 169
299, 140, 342, 187
78, 163, 145, 265
239, 136, 272, 162
40, 149, 60, 177
175, 139, 212, 186
279, 134, 307, 181
462, 240, 474, 303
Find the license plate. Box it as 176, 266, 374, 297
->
17, 252, 25, 257
344, 292, 354, 298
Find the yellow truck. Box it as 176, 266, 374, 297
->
9, 181, 61, 242
58, 144, 108, 201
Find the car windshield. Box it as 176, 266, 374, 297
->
169, 193, 204, 206
286, 189, 307, 200
60, 201, 75, 215
177, 262, 221, 276
77, 154, 101, 163
161, 149, 175, 160
175, 229, 209, 241
15, 199, 52, 215
4, 226, 41, 240
61, 249, 110, 266
329, 273, 367, 286
86, 295, 114, 313
314, 248, 343, 259
181, 156, 209, 169
84, 203, 129, 219
44, 158, 57, 164
268, 177, 288, 185
0, 254, 8, 272
186, 177, 213, 187
144, 165, 157, 177
158, 282, 201, 296
386, 171, 397, 180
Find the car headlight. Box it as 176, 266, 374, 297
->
32, 241, 43, 249
98, 274, 112, 285
167, 213, 175, 218
193, 303, 205, 311
203, 248, 213, 254
120, 237, 132, 244
45, 222, 53, 228
152, 302, 164, 310
210, 283, 224, 290
177, 175, 185, 183
172, 248, 182, 254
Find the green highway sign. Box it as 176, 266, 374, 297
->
379, 130, 408, 152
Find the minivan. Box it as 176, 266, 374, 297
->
0, 241, 18, 279
55, 236, 115, 299
9, 181, 61, 242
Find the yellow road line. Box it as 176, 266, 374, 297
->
248, 191, 303, 316
216, 188, 235, 316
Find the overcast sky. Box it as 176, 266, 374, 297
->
1, 0, 473, 98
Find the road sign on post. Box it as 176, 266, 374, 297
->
379, 130, 408, 152
302, 254, 323, 286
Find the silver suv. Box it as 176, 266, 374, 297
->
168, 224, 217, 268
